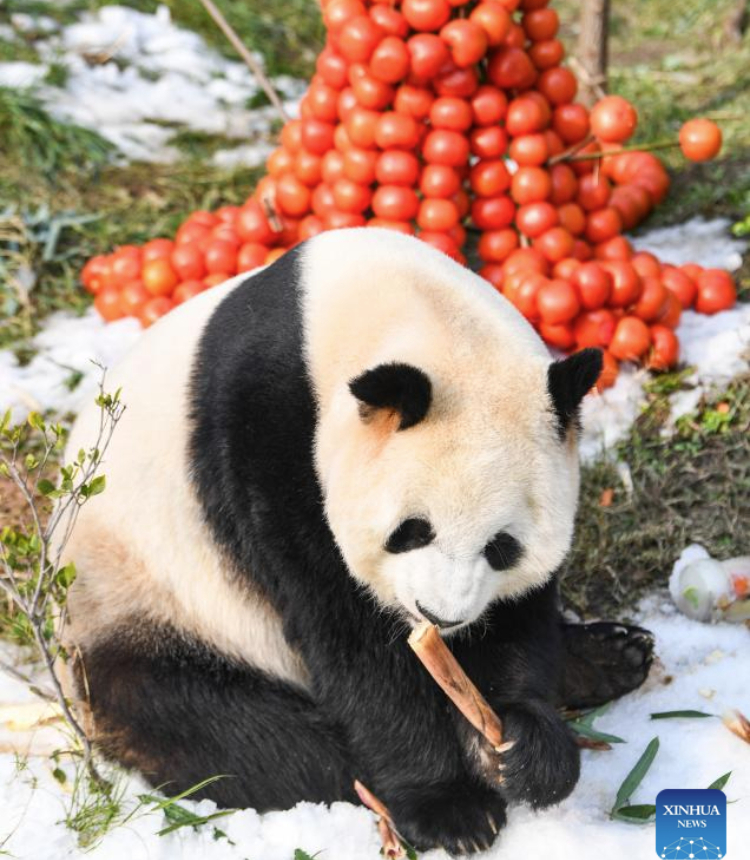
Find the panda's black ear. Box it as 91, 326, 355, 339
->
547, 348, 603, 439
349, 363, 432, 430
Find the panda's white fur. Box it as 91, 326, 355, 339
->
65, 276, 309, 685
66, 229, 577, 678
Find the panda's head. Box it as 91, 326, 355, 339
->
306, 230, 602, 634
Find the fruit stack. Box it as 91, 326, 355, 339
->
81, 0, 736, 388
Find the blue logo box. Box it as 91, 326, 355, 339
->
656, 789, 727, 858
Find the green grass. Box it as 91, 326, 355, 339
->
563, 376, 750, 617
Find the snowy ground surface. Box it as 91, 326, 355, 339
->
1, 218, 747, 461
2, 600, 748, 860
0, 5, 303, 164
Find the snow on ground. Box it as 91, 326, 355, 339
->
1, 600, 748, 860
0, 5, 303, 163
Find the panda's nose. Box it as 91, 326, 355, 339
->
415, 600, 464, 630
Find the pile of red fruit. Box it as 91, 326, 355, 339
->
81, 0, 737, 389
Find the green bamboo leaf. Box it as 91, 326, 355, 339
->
37, 478, 57, 496
650, 710, 714, 720
612, 737, 660, 814
612, 804, 656, 824
88, 475, 106, 496
569, 721, 626, 744
294, 852, 317, 860
707, 772, 731, 791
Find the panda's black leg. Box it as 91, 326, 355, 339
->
556, 620, 655, 710
76, 632, 355, 811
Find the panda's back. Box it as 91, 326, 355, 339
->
64, 272, 307, 686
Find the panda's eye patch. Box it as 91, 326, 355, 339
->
385, 518, 435, 553
484, 532, 523, 571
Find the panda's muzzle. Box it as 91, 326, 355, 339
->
415, 600, 465, 630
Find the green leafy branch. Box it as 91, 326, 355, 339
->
0, 370, 125, 784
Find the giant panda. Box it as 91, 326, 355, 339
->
63, 229, 652, 855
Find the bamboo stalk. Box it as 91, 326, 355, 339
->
408, 622, 505, 749
196, 0, 289, 122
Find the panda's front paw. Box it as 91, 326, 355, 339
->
391, 780, 507, 855
495, 702, 580, 808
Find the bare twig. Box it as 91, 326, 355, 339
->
196, 0, 289, 122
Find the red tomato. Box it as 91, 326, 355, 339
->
573, 262, 612, 310
422, 129, 470, 166
487, 47, 537, 90
661, 265, 697, 308
237, 243, 269, 272
647, 325, 679, 370
418, 198, 460, 231
511, 166, 552, 204
509, 271, 547, 320
367, 218, 414, 235
470, 3, 511, 46
118, 280, 150, 317
346, 107, 380, 148
185, 210, 218, 229
478, 228, 519, 262
553, 257, 581, 280
394, 84, 434, 118
602, 260, 642, 306
470, 86, 508, 126
94, 287, 124, 322
204, 240, 238, 276
298, 215, 324, 241
110, 246, 142, 285
276, 173, 312, 217
574, 309, 617, 348
280, 120, 303, 153
301, 119, 335, 155
139, 296, 174, 328
407, 34, 451, 78
522, 8, 559, 40
679, 119, 722, 162
142, 238, 174, 263
528, 38, 564, 70
471, 196, 516, 230
375, 113, 420, 150
549, 163, 578, 205
537, 67, 577, 105
516, 201, 558, 237
324, 211, 366, 229
440, 20, 488, 68
634, 276, 669, 322
333, 177, 372, 213
470, 159, 511, 196
173, 280, 206, 305
505, 96, 548, 136
343, 147, 378, 184
142, 258, 179, 296
322, 150, 346, 184
420, 164, 461, 197
402, 0, 451, 31
552, 103, 590, 144
372, 185, 420, 221
585, 207, 622, 244
268, 147, 295, 178
430, 97, 473, 131
369, 5, 409, 38
434, 63, 479, 98
203, 272, 233, 288
176, 221, 211, 248
324, 0, 367, 33
576, 174, 611, 211
370, 36, 410, 83
504, 247, 549, 276
539, 321, 576, 350
312, 183, 337, 217
537, 279, 580, 323
469, 125, 508, 158
316, 47, 349, 90
509, 133, 549, 166
594, 235, 633, 261
294, 150, 322, 187
535, 226, 575, 262
590, 95, 638, 143
337, 86, 359, 119
557, 202, 586, 235
630, 251, 662, 279
171, 244, 206, 282
377, 150, 421, 186
338, 15, 384, 62
595, 349, 619, 391
695, 269, 737, 314
657, 291, 682, 329
609, 316, 651, 361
